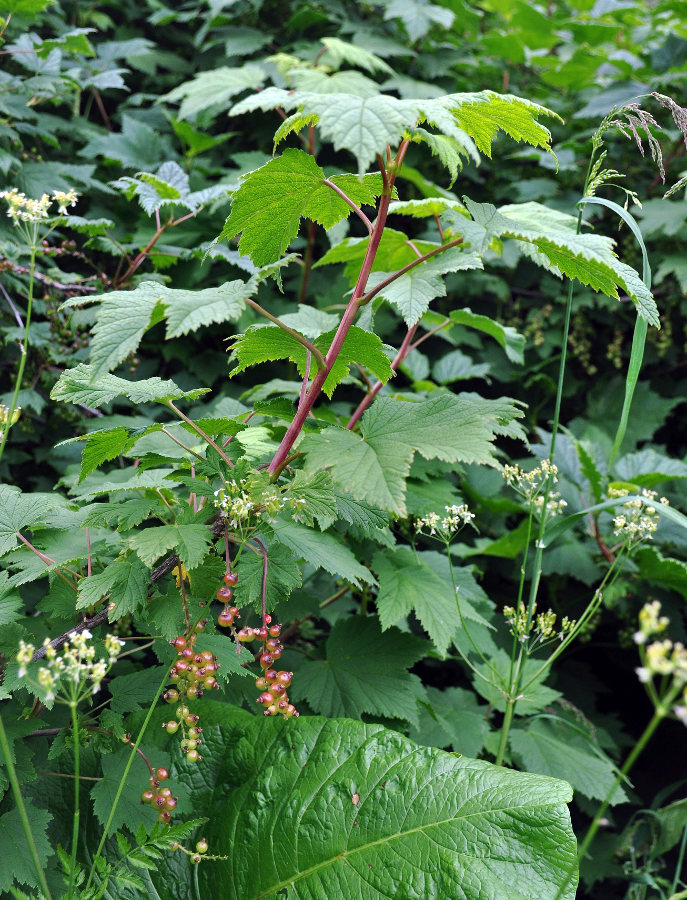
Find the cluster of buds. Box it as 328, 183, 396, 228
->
610, 487, 667, 544
503, 602, 576, 647
502, 460, 567, 519
415, 504, 475, 542
16, 631, 123, 703
213, 479, 308, 529
238, 621, 298, 718
0, 187, 78, 223
0, 404, 21, 444
633, 601, 687, 726
141, 767, 179, 825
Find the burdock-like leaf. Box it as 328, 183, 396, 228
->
200, 717, 577, 900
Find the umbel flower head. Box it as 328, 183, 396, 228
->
0, 187, 78, 224
16, 630, 124, 704
633, 601, 687, 727
415, 504, 475, 542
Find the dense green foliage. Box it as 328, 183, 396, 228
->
1, 0, 687, 898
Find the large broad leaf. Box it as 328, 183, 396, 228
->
301, 394, 525, 514
200, 717, 578, 900
0, 802, 53, 894
51, 364, 209, 407
219, 149, 383, 265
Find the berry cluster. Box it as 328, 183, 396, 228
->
216, 570, 240, 628
161, 630, 220, 764
141, 767, 179, 824
237, 621, 298, 718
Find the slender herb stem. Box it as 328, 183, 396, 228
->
0, 709, 54, 900
0, 240, 36, 466
67, 701, 80, 900
323, 180, 373, 234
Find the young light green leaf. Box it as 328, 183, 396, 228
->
319, 36, 395, 75
193, 634, 254, 680
129, 523, 212, 570
384, 0, 455, 40
293, 617, 425, 721
51, 364, 209, 407
202, 717, 577, 900
229, 324, 393, 397
302, 394, 525, 514
78, 426, 131, 481
287, 469, 339, 529
218, 149, 383, 265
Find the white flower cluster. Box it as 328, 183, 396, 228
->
16, 631, 124, 703
502, 460, 567, 518
0, 187, 78, 224
415, 504, 475, 541
503, 601, 576, 645
633, 601, 687, 727
611, 488, 667, 544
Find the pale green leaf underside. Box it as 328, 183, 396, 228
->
204, 717, 577, 900
366, 248, 483, 326
50, 364, 209, 407
62, 280, 255, 377
461, 199, 659, 327
163, 63, 266, 119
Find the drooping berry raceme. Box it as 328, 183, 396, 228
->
249, 621, 298, 719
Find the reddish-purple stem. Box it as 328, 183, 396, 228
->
267, 144, 409, 476
299, 350, 311, 411
347, 323, 418, 430
223, 411, 255, 447
406, 239, 424, 258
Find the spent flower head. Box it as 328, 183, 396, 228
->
503, 602, 576, 647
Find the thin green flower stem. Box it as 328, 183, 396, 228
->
507, 509, 535, 685
519, 545, 629, 694
165, 400, 234, 469
0, 239, 36, 466
84, 667, 169, 893
67, 700, 80, 900
445, 548, 501, 685
0, 708, 54, 900
495, 149, 599, 765
671, 823, 687, 895
554, 688, 682, 900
